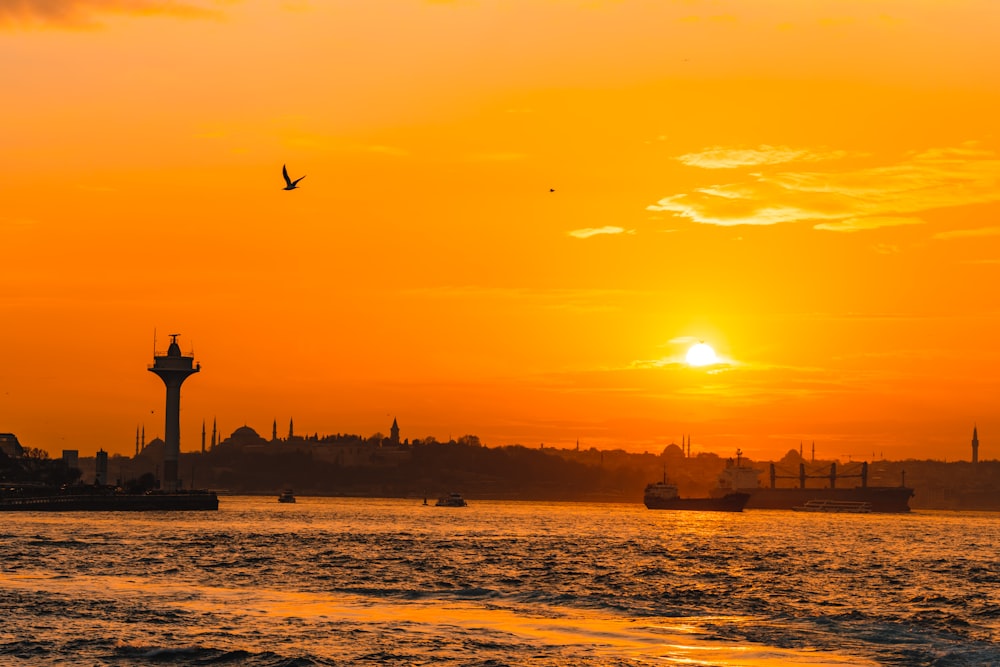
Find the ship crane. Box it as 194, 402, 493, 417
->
769, 461, 870, 489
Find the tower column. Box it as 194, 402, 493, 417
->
162, 381, 183, 483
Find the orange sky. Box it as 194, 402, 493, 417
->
2, 0, 999, 462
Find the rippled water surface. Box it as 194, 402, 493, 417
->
1, 497, 999, 666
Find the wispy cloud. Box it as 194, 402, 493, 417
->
649, 145, 1000, 228
814, 216, 924, 232
667, 336, 699, 345
568, 226, 633, 239
677, 145, 849, 169
575, 356, 860, 408
0, 0, 218, 29
629, 357, 736, 374
933, 226, 1000, 240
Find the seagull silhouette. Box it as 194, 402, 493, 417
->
282, 164, 305, 190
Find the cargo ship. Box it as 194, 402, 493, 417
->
710, 452, 913, 513
644, 474, 749, 512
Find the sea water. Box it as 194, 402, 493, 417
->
1, 497, 998, 666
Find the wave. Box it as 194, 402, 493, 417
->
113, 644, 335, 666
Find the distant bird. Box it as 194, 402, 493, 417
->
282, 164, 305, 190
549, 188, 555, 193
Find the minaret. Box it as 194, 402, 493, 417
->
972, 425, 979, 464
201, 420, 206, 453
141, 425, 145, 450
273, 419, 278, 442
289, 418, 294, 440
135, 426, 140, 457
148, 334, 200, 491
211, 418, 217, 449
390, 417, 400, 445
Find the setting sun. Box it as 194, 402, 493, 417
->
686, 342, 718, 367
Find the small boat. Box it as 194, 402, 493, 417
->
277, 490, 296, 503
435, 492, 467, 507
793, 499, 871, 513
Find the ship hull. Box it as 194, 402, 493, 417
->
645, 492, 749, 512
0, 492, 219, 512
714, 486, 913, 513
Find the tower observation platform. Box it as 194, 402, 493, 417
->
148, 334, 200, 491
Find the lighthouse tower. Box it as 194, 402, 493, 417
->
148, 334, 200, 491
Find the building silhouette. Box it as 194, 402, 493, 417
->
0, 433, 24, 458
148, 334, 200, 491
95, 449, 108, 486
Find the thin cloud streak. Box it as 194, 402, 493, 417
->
933, 226, 1000, 240
815, 216, 924, 232
0, 0, 219, 28
677, 145, 849, 169
667, 336, 699, 345
628, 358, 737, 372
536, 358, 875, 410
568, 226, 632, 239
649, 145, 1000, 228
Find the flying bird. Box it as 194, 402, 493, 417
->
282, 164, 305, 190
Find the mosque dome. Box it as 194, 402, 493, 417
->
662, 443, 684, 458
137, 437, 166, 458
232, 425, 260, 440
